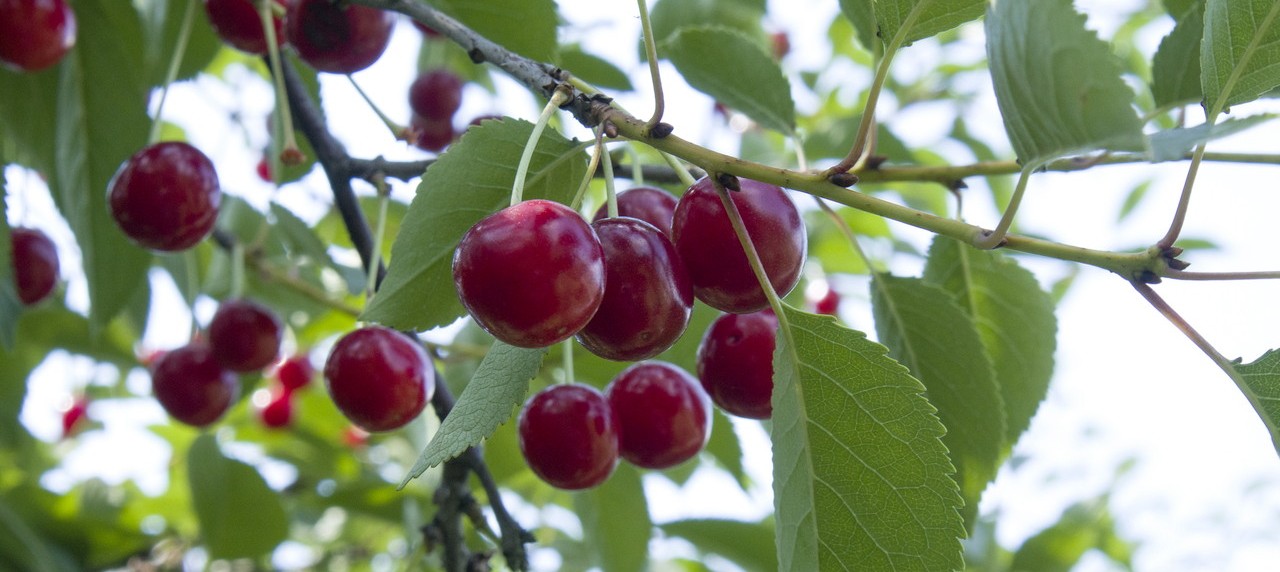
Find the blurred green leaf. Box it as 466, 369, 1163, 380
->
135, 0, 220, 86
663, 27, 795, 134
1152, 0, 1205, 108
661, 518, 776, 572
187, 435, 288, 559
0, 176, 16, 350
429, 0, 558, 61
837, 0, 877, 51
576, 463, 652, 572
1010, 498, 1132, 572
1201, 0, 1280, 115
1147, 114, 1275, 161
650, 0, 765, 45
558, 46, 634, 91
1117, 180, 1153, 222
877, 0, 985, 47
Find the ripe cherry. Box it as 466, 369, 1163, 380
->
208, 299, 283, 373
771, 31, 791, 59
606, 362, 711, 469
286, 0, 393, 74
518, 383, 619, 489
592, 186, 679, 238
323, 326, 434, 433
811, 284, 840, 316
151, 341, 240, 427
258, 389, 294, 429
60, 396, 89, 439
255, 156, 273, 182
411, 114, 455, 153
10, 227, 59, 305
671, 176, 805, 313
409, 69, 464, 122
0, 0, 76, 72
453, 199, 605, 348
696, 309, 778, 419
274, 354, 314, 392
108, 141, 221, 252
204, 0, 287, 55
576, 217, 692, 361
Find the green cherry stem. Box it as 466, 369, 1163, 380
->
659, 150, 698, 189
635, 0, 666, 134
510, 88, 571, 206
1164, 269, 1280, 281
570, 126, 607, 211
231, 242, 246, 299
602, 137, 619, 218
365, 176, 391, 297
261, 0, 304, 164
628, 145, 645, 185
147, 0, 197, 144
347, 76, 412, 141
974, 162, 1038, 250
562, 338, 575, 384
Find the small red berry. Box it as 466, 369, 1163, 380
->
151, 342, 240, 427
696, 310, 778, 419
60, 396, 89, 439
285, 0, 394, 74
591, 186, 680, 239
256, 156, 273, 182
108, 142, 221, 252
258, 389, 294, 429
411, 114, 455, 152
812, 285, 840, 316
771, 31, 791, 60
409, 70, 464, 122
208, 299, 283, 373
324, 326, 435, 432
0, 0, 76, 72
275, 354, 314, 392
606, 362, 711, 469
518, 383, 619, 489
10, 227, 59, 305
204, 0, 288, 55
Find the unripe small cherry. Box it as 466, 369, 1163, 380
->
606, 362, 711, 469
518, 383, 619, 489
208, 299, 283, 373
151, 342, 240, 427
696, 309, 778, 419
10, 227, 59, 305
108, 142, 221, 252
324, 326, 434, 432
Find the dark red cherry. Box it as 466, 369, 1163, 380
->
0, 0, 76, 72
204, 0, 287, 55
671, 176, 805, 313
453, 199, 605, 348
285, 0, 393, 74
592, 186, 679, 238
518, 383, 619, 489
323, 326, 434, 432
409, 69, 464, 121
696, 309, 777, 419
606, 361, 711, 469
411, 114, 455, 152
151, 342, 240, 427
274, 354, 314, 392
10, 227, 59, 305
258, 389, 294, 429
60, 396, 89, 439
576, 217, 692, 361
108, 141, 221, 252
208, 299, 283, 373
771, 31, 791, 59
812, 284, 840, 316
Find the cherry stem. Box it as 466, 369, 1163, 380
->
658, 150, 698, 189
510, 88, 571, 206
1165, 269, 1280, 281
571, 127, 607, 211
147, 0, 197, 145
231, 242, 246, 299
260, 0, 304, 164
635, 0, 665, 134
826, 18, 908, 176
974, 162, 1036, 250
602, 138, 619, 218
347, 76, 411, 141
365, 179, 391, 297
1157, 142, 1206, 249
627, 145, 645, 185
562, 338, 575, 384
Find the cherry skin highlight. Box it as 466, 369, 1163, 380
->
151, 342, 240, 427
208, 299, 283, 373
453, 199, 605, 348
518, 383, 619, 489
576, 217, 693, 361
671, 176, 805, 313
286, 0, 393, 74
0, 0, 76, 72
606, 361, 711, 469
108, 141, 221, 252
204, 0, 288, 54
696, 309, 778, 419
323, 326, 434, 433
409, 69, 464, 122
10, 227, 59, 305
592, 186, 679, 238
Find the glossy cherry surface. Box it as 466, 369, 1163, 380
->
275, 354, 314, 392
576, 217, 692, 361
208, 299, 283, 372
286, 0, 393, 74
453, 199, 605, 348
108, 141, 221, 252
605, 361, 711, 469
411, 113, 455, 152
204, 0, 286, 54
151, 342, 240, 427
696, 309, 778, 419
671, 176, 805, 313
409, 69, 464, 121
323, 326, 434, 432
518, 383, 619, 489
11, 227, 59, 305
258, 389, 294, 429
0, 0, 76, 72
592, 186, 679, 238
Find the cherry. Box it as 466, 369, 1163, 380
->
409, 69, 464, 122
274, 354, 314, 392
696, 309, 778, 419
453, 199, 605, 348
256, 156, 273, 182
10, 227, 59, 305
204, 0, 287, 55
0, 0, 76, 72
60, 396, 89, 439
286, 0, 393, 74
411, 113, 455, 153
412, 19, 441, 38
518, 383, 619, 489
108, 141, 221, 252
208, 299, 283, 373
671, 176, 805, 314
258, 389, 294, 429
576, 217, 693, 361
605, 361, 711, 469
342, 425, 369, 448
591, 186, 679, 238
811, 284, 840, 316
323, 325, 434, 433
771, 31, 791, 59
151, 341, 240, 427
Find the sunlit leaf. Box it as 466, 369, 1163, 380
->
877, 0, 985, 47
1151, 0, 1205, 107
1147, 114, 1275, 161
661, 518, 777, 571
576, 463, 652, 572
430, 0, 558, 61
649, 0, 766, 45
187, 435, 288, 559
663, 27, 795, 134
1201, 0, 1280, 115
1010, 498, 1132, 572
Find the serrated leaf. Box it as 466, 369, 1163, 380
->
923, 237, 1057, 447
187, 435, 288, 559
401, 342, 546, 486
649, 0, 766, 45
772, 305, 963, 571
985, 0, 1146, 165
270, 202, 335, 267
361, 119, 587, 331
575, 463, 651, 572
558, 47, 634, 91
1164, 0, 1199, 19
1152, 0, 1205, 108
1147, 114, 1275, 161
664, 27, 795, 134
870, 274, 1004, 530
1230, 349, 1280, 455
661, 518, 777, 572
1201, 0, 1280, 116
430, 0, 558, 61
877, 0, 985, 47
838, 0, 877, 51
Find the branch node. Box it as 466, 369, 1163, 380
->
829, 171, 859, 188
467, 47, 485, 64
648, 121, 674, 139
716, 172, 741, 191
1138, 270, 1163, 284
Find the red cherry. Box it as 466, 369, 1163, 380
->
453, 200, 606, 348
576, 217, 693, 361
342, 425, 369, 448
0, 0, 76, 72
208, 299, 283, 373
696, 310, 777, 419
518, 383, 619, 489
60, 396, 89, 439
323, 326, 435, 432
285, 0, 393, 74
10, 227, 59, 305
108, 141, 221, 252
812, 285, 840, 316
255, 156, 273, 182
204, 0, 288, 55
771, 31, 791, 59
671, 176, 805, 313
591, 186, 679, 238
411, 114, 455, 152
151, 342, 240, 427
274, 354, 314, 392
606, 362, 711, 469
412, 19, 440, 38
409, 69, 464, 121
258, 389, 294, 429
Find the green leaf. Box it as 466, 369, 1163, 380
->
361, 119, 587, 331
985, 0, 1146, 165
772, 305, 963, 571
187, 435, 288, 559
400, 342, 546, 486
663, 27, 796, 134
557, 47, 634, 91
1230, 350, 1280, 455
877, 0, 985, 47
1152, 0, 1205, 108
661, 518, 777, 572
1147, 114, 1275, 161
0, 66, 59, 173
270, 202, 336, 267
923, 237, 1057, 447
1164, 0, 1200, 19
429, 0, 558, 61
575, 463, 652, 572
0, 499, 76, 572
135, 0, 221, 87
837, 0, 877, 51
1116, 180, 1153, 222
870, 274, 1004, 530
0, 178, 17, 350
1201, 0, 1280, 116
649, 0, 766, 45
1010, 498, 1131, 572
704, 408, 747, 488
